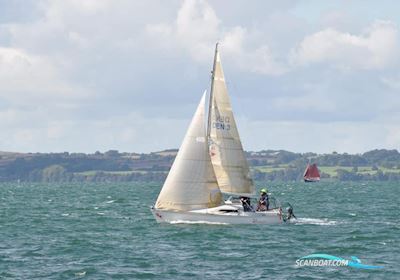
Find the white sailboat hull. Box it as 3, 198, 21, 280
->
151, 206, 283, 225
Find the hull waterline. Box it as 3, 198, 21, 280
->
304, 178, 320, 183
151, 207, 284, 225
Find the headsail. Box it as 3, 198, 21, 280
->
155, 92, 223, 211
207, 44, 255, 196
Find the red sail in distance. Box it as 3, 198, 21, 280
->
303, 163, 320, 182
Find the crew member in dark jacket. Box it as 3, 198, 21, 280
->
240, 197, 252, 212
257, 188, 269, 211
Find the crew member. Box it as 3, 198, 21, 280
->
240, 197, 252, 212
257, 188, 269, 211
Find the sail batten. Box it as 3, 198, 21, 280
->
208, 44, 255, 196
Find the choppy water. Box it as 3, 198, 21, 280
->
0, 182, 399, 279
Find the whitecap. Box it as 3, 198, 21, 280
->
75, 271, 86, 277
61, 213, 70, 217
106, 200, 115, 204
170, 220, 228, 225
293, 218, 337, 226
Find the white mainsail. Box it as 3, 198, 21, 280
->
155, 92, 223, 211
207, 44, 255, 196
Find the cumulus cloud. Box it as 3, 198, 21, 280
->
0, 47, 90, 104
146, 0, 286, 75
0, 0, 400, 153
147, 3, 400, 75
290, 20, 400, 70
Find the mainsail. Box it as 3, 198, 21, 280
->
303, 163, 321, 182
207, 44, 255, 196
155, 92, 223, 211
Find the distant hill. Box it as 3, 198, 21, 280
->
1, 149, 400, 182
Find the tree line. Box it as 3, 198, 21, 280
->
0, 149, 399, 182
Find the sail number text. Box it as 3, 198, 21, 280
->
213, 115, 231, 131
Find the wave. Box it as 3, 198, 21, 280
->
74, 271, 86, 277
169, 220, 229, 225
293, 218, 338, 226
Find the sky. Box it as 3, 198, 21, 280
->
0, 0, 400, 154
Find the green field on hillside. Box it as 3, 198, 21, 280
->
74, 170, 149, 176
252, 165, 400, 177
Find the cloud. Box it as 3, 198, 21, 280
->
147, 4, 400, 76
220, 27, 288, 75
0, 109, 190, 153
146, 0, 287, 75
176, 0, 220, 45
381, 73, 400, 90
238, 118, 400, 154
0, 0, 399, 154
290, 20, 400, 71
0, 47, 90, 105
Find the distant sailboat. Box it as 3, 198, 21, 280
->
303, 163, 320, 182
151, 44, 294, 224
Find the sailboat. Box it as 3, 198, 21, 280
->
151, 44, 294, 224
303, 163, 320, 182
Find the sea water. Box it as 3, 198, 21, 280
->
0, 182, 399, 279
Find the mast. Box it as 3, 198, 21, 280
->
207, 42, 219, 138
206, 43, 255, 196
